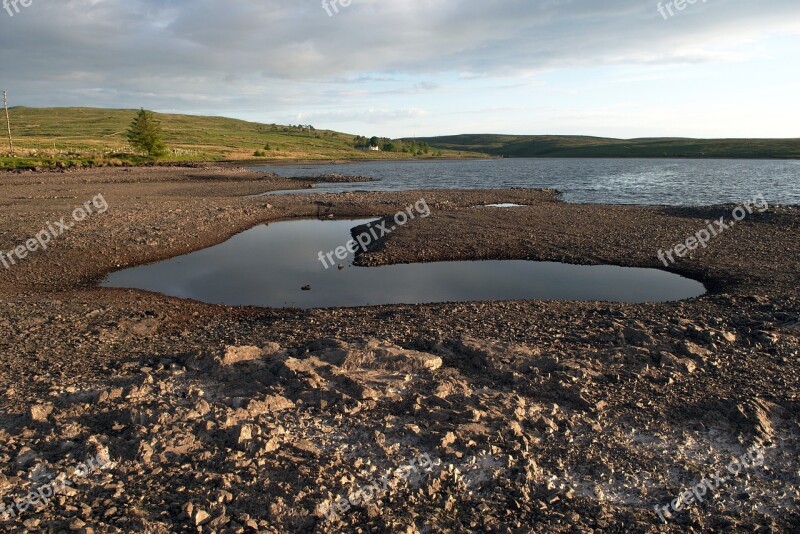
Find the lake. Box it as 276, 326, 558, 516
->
251, 158, 800, 206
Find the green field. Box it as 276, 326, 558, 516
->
419, 134, 800, 159
0, 107, 480, 170
5, 108, 798, 170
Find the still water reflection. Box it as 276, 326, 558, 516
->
102, 219, 706, 308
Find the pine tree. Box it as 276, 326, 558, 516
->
126, 109, 167, 157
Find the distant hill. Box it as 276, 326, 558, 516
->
0, 107, 478, 169
419, 134, 800, 159
4, 108, 797, 170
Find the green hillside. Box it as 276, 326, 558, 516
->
420, 134, 800, 159
0, 107, 479, 169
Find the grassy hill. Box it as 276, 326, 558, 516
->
5, 108, 796, 170
419, 134, 800, 159
0, 107, 478, 170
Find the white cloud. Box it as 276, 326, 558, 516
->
0, 0, 798, 136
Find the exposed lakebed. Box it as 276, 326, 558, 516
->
102, 219, 706, 308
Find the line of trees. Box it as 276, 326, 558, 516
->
352, 135, 432, 155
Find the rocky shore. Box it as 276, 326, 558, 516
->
0, 166, 797, 533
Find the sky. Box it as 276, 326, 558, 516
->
1, 0, 799, 139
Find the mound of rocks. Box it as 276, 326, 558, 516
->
1, 336, 797, 532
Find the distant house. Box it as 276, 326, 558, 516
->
358, 145, 380, 152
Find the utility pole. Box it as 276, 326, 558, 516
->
3, 90, 12, 156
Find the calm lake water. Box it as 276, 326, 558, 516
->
103, 219, 706, 309
252, 158, 800, 206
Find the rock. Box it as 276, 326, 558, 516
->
29, 403, 53, 423
509, 421, 524, 437
687, 325, 714, 344
756, 331, 779, 346
294, 439, 321, 457
301, 285, 312, 291
535, 416, 559, 433
138, 442, 154, 464
261, 342, 283, 357
659, 352, 697, 374
221, 346, 263, 366
729, 398, 775, 446
216, 490, 234, 504
245, 395, 294, 416
678, 340, 711, 359
260, 437, 281, 455
192, 509, 212, 526
623, 324, 655, 346
441, 432, 457, 448
720, 330, 737, 343
416, 353, 443, 371
236, 424, 255, 445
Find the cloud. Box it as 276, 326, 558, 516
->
0, 0, 798, 135
296, 108, 431, 124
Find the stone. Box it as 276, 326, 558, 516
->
137, 442, 154, 464
221, 346, 263, 366
678, 341, 711, 359
720, 330, 737, 343
245, 395, 294, 416
236, 424, 255, 445
192, 509, 212, 526
29, 403, 53, 423
660, 353, 697, 374
623, 324, 655, 346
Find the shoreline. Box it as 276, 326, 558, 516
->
4, 152, 798, 174
0, 165, 797, 532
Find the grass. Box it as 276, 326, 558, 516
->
419, 134, 800, 159
0, 107, 482, 170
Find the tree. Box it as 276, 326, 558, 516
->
126, 109, 167, 157
369, 136, 379, 147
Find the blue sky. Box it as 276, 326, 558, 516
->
1, 0, 798, 138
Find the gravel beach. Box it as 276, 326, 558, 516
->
0, 166, 798, 533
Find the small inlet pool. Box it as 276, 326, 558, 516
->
102, 219, 706, 308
